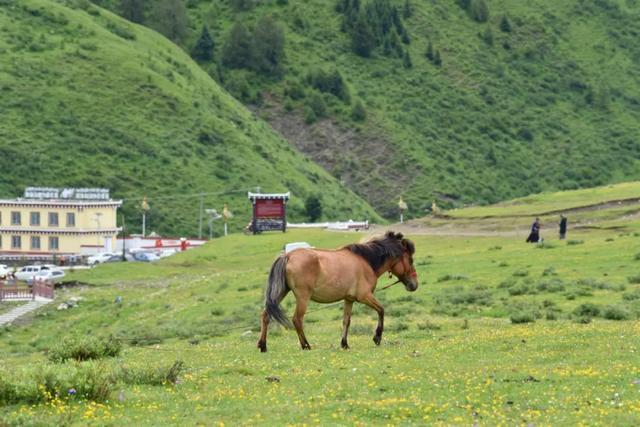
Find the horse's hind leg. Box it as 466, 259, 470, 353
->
360, 294, 385, 345
292, 295, 311, 350
341, 301, 353, 350
257, 309, 270, 352
257, 289, 289, 353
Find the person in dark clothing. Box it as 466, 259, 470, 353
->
559, 214, 568, 240
526, 217, 541, 243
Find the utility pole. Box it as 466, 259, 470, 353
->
121, 214, 127, 261
141, 196, 149, 237
198, 192, 204, 238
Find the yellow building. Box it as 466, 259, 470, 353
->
0, 188, 122, 260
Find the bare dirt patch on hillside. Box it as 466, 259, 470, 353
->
255, 96, 411, 217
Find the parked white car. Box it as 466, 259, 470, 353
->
14, 265, 52, 281
28, 269, 65, 284
87, 252, 117, 266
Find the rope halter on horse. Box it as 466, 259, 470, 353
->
381, 253, 417, 290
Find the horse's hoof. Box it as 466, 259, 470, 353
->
257, 341, 267, 352
341, 338, 350, 350
373, 336, 382, 346
301, 343, 311, 350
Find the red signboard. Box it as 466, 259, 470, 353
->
255, 199, 285, 218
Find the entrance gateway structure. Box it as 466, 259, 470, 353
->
247, 192, 289, 234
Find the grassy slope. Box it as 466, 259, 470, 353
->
449, 181, 640, 218
168, 0, 640, 217
1, 185, 640, 424
0, 0, 380, 236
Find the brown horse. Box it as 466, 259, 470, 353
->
257, 231, 418, 352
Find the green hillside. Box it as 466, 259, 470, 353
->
102, 0, 640, 218
0, 0, 381, 235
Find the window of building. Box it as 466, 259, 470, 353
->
67, 212, 76, 227
48, 212, 59, 226
49, 236, 59, 251
11, 235, 21, 249
31, 236, 41, 250
11, 212, 21, 225
30, 212, 40, 226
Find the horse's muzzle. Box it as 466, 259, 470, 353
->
403, 278, 418, 292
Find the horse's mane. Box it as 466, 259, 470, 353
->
344, 231, 415, 272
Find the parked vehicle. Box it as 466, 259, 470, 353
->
0, 264, 10, 279
104, 255, 124, 263
87, 252, 117, 266
14, 265, 52, 281
158, 249, 177, 258
27, 269, 65, 284
132, 252, 160, 262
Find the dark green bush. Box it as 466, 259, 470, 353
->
305, 68, 350, 102
602, 305, 630, 320
510, 312, 535, 324
573, 303, 600, 317
627, 275, 640, 284
622, 289, 640, 301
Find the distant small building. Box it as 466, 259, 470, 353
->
0, 187, 122, 261
247, 192, 289, 233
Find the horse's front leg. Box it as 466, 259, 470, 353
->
293, 295, 312, 350
341, 301, 354, 349
361, 294, 384, 345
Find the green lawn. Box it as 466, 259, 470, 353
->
1, 216, 639, 424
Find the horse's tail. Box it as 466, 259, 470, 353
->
265, 255, 292, 329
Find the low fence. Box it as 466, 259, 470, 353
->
0, 280, 54, 301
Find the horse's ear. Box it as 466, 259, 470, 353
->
402, 239, 415, 254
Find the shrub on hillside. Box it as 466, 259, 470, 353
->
510, 312, 535, 324
512, 269, 529, 277
307, 92, 327, 118
305, 68, 350, 102
628, 275, 640, 284
304, 106, 317, 124
573, 303, 600, 318
622, 289, 640, 301
469, 0, 489, 23
351, 99, 367, 121
47, 336, 121, 363
500, 15, 512, 32
284, 79, 306, 100
602, 305, 630, 320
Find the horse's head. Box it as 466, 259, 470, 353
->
390, 238, 418, 292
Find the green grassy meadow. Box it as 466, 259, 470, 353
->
1, 185, 640, 425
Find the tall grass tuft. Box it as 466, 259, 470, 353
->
47, 336, 121, 363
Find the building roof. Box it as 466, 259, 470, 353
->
0, 199, 122, 208
247, 192, 290, 201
